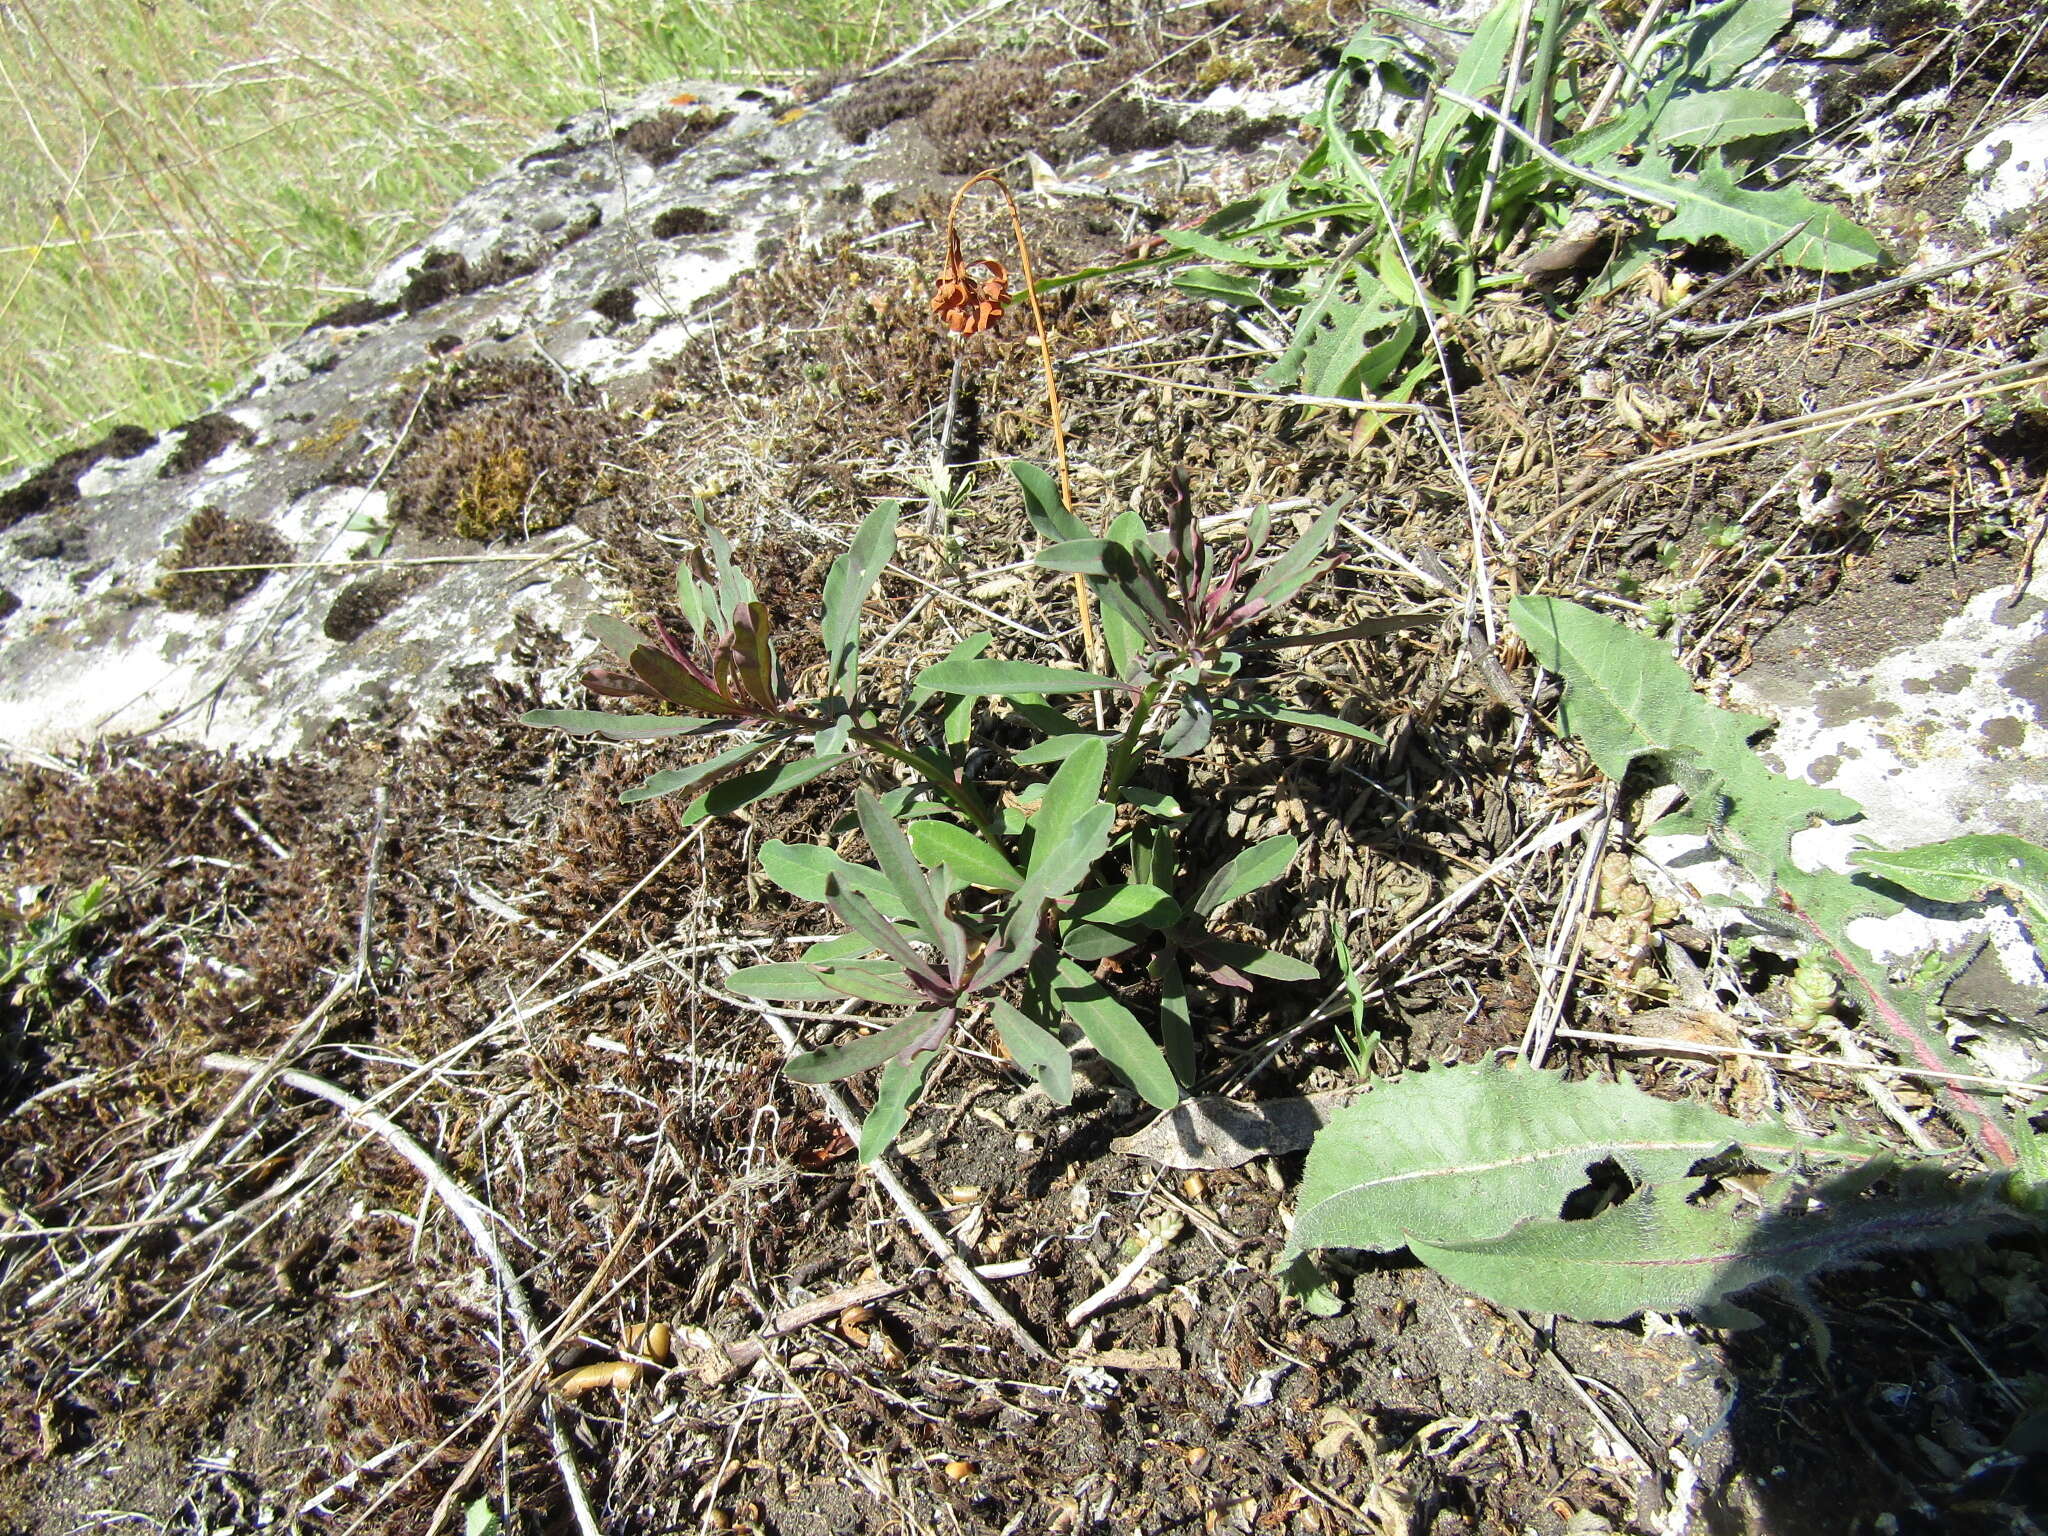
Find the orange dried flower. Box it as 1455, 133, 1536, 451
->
932, 228, 1009, 337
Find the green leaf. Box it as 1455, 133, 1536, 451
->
586, 613, 647, 661
1202, 941, 1320, 982
1609, 152, 1882, 272
1053, 959, 1180, 1110
1011, 460, 1087, 543
1675, 0, 1792, 86
674, 750, 852, 821
823, 880, 938, 983
821, 500, 898, 700
1035, 539, 1120, 575
1155, 951, 1195, 1088
1013, 732, 1114, 767
1059, 922, 1144, 961
1191, 835, 1300, 918
1285, 1061, 1881, 1262
1028, 737, 1109, 867
787, 1012, 944, 1084
1245, 504, 1343, 612
1211, 697, 1382, 743
618, 736, 770, 805
914, 659, 1125, 697
759, 841, 908, 917
1851, 834, 2048, 940
465, 1498, 504, 1536
855, 790, 957, 966
1651, 87, 1804, 148
909, 819, 1023, 891
860, 1048, 938, 1163
1066, 883, 1181, 929
991, 998, 1072, 1104
521, 709, 715, 740
1027, 802, 1115, 903
726, 959, 916, 1005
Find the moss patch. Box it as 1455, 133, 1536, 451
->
384, 357, 631, 543
156, 506, 292, 614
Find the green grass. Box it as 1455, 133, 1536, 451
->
0, 1, 923, 474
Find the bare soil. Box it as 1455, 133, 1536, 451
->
2, 3, 2045, 1534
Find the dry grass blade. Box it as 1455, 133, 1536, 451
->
200, 1053, 602, 1536
720, 968, 1052, 1362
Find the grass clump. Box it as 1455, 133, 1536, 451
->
0, 0, 926, 475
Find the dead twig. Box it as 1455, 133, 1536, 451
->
199, 1054, 601, 1536
1665, 244, 2012, 341
720, 969, 1053, 1362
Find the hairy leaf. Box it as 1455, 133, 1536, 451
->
1652, 87, 1804, 148
1851, 834, 2048, 940
1611, 152, 1881, 272
1286, 1061, 1881, 1262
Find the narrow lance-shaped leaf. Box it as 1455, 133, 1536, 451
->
991, 998, 1073, 1105
619, 736, 772, 806
1850, 834, 2048, 941
1191, 835, 1300, 918
674, 749, 851, 821
758, 841, 910, 917
726, 959, 918, 1006
1027, 737, 1109, 875
787, 1011, 945, 1085
1053, 958, 1180, 1110
520, 709, 716, 741
1245, 503, 1344, 613
860, 1048, 939, 1163
855, 790, 962, 972
825, 877, 945, 990
1011, 459, 1087, 543
914, 659, 1125, 697
822, 500, 899, 700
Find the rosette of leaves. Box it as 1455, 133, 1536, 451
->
523, 503, 994, 832
915, 461, 1379, 762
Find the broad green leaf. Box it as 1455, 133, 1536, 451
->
1191, 835, 1300, 918
1053, 959, 1179, 1110
1029, 738, 1109, 863
674, 750, 851, 821
618, 736, 768, 805
629, 647, 732, 715
821, 500, 898, 700
1675, 0, 1791, 86
1013, 733, 1114, 767
855, 790, 957, 965
1059, 922, 1144, 961
1011, 459, 1087, 543
786, 1011, 943, 1084
913, 632, 992, 747
914, 659, 1124, 697
1027, 802, 1116, 902
759, 841, 908, 917
909, 819, 1023, 891
1066, 883, 1181, 929
1284, 1061, 1881, 1262
1609, 152, 1882, 272
1411, 1168, 2031, 1324
860, 1049, 938, 1163
520, 709, 714, 741
991, 998, 1073, 1104
1651, 88, 1804, 148
1851, 834, 2048, 939
1036, 539, 1119, 575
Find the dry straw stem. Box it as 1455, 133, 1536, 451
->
200, 1053, 603, 1536
25, 784, 390, 1309
1529, 357, 2048, 534
1554, 1027, 2047, 1100
942, 170, 1101, 669
1666, 243, 2014, 341
720, 964, 1053, 1361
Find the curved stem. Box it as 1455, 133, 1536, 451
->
851, 728, 1001, 844
947, 171, 1101, 670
